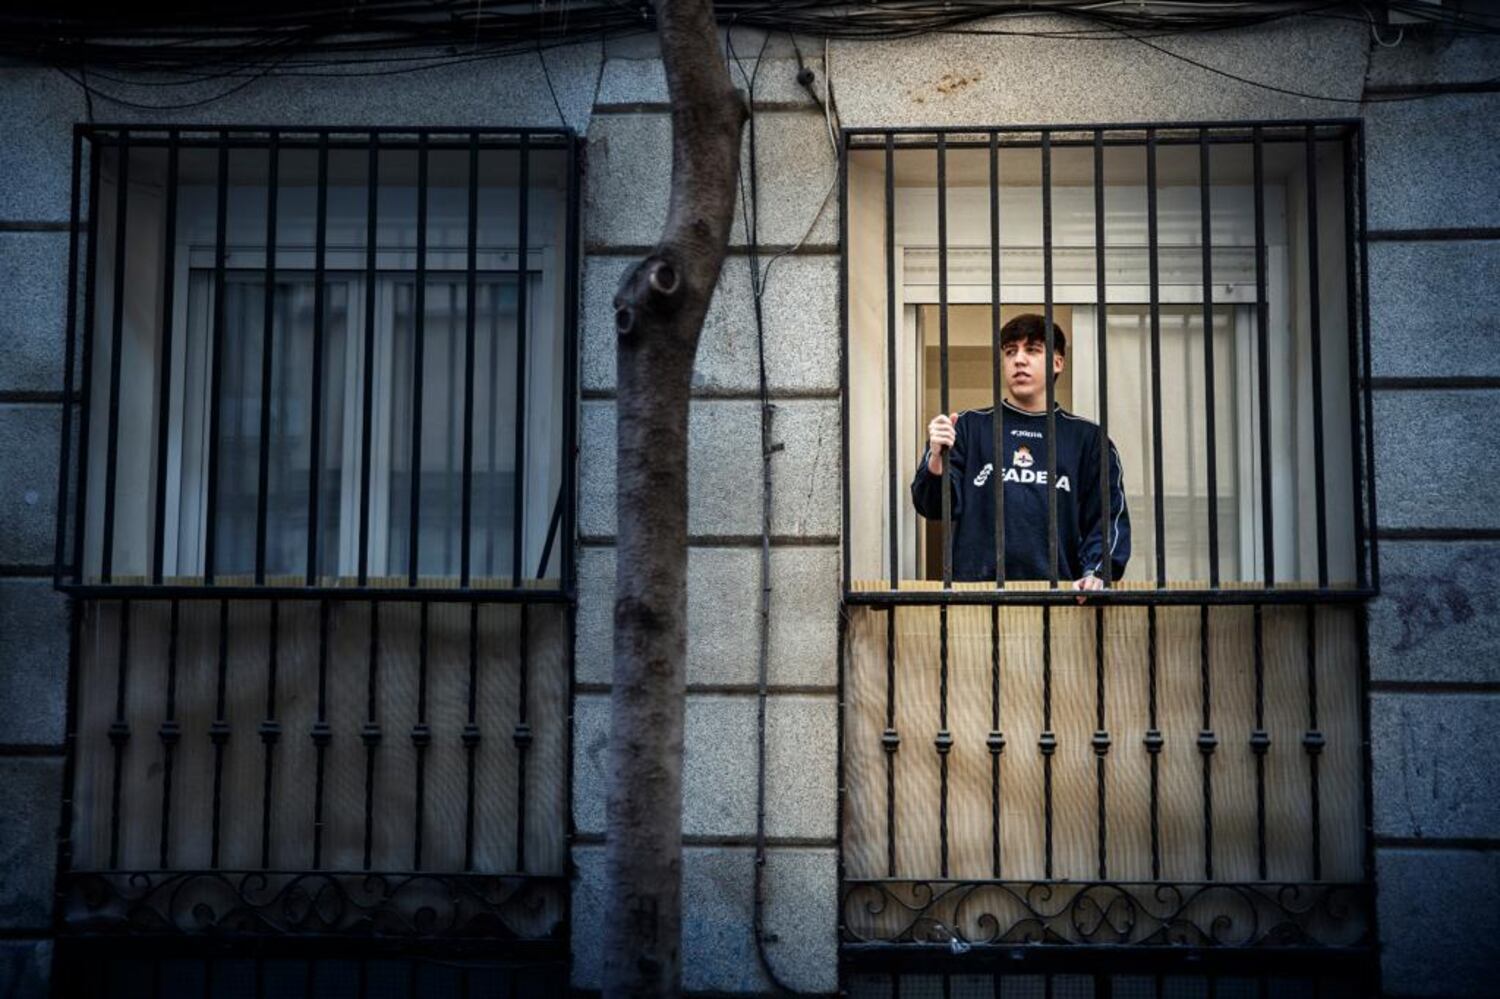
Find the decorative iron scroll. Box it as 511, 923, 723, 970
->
842, 880, 1370, 949
61, 871, 566, 940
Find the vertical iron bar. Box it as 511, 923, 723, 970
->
1252, 604, 1269, 879
56, 129, 84, 584
209, 599, 229, 867
461, 134, 480, 587
515, 605, 532, 870
1094, 606, 1109, 879
486, 264, 501, 574
72, 137, 102, 585
204, 135, 230, 584
357, 133, 379, 586
840, 131, 852, 590
412, 602, 431, 869
1305, 604, 1324, 878
1093, 130, 1111, 586
1306, 127, 1330, 587
1146, 605, 1161, 879
563, 135, 582, 591
408, 135, 429, 585
1198, 604, 1216, 880
884, 607, 898, 877
107, 600, 132, 868
1253, 127, 1275, 587
936, 131, 952, 877
52, 600, 83, 947
152, 134, 180, 584
990, 130, 1005, 588
937, 602, 951, 878
312, 598, 331, 867
463, 600, 481, 871
362, 602, 381, 870
937, 135, 952, 589
1042, 131, 1058, 588
1358, 128, 1378, 591
512, 135, 531, 585
886, 135, 898, 589
101, 132, 130, 583
1199, 130, 1221, 588
1041, 605, 1055, 877
158, 599, 180, 867
989, 604, 1002, 878
306, 134, 329, 586
258, 602, 279, 869
1146, 129, 1166, 588
1357, 607, 1379, 935
254, 133, 280, 586
1342, 134, 1368, 591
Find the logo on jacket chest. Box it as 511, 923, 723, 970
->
973, 460, 1071, 492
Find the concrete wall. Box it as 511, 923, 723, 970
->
1, 11, 1498, 998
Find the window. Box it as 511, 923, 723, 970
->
61, 128, 578, 592
844, 125, 1369, 591
53, 127, 580, 960
835, 124, 1377, 972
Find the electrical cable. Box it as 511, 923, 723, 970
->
11, 3, 1500, 85
537, 42, 569, 127
1111, 20, 1500, 104
730, 22, 845, 996
727, 21, 813, 996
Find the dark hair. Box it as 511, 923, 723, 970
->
999, 313, 1067, 357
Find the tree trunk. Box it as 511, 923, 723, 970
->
603, 1, 747, 995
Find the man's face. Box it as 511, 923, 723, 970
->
1002, 337, 1065, 408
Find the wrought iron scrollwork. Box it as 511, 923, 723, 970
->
62, 870, 566, 940
841, 879, 1370, 949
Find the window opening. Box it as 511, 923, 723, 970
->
59, 129, 577, 598
51, 127, 580, 966
846, 125, 1368, 594
837, 123, 1377, 979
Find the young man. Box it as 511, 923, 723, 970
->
911, 313, 1131, 591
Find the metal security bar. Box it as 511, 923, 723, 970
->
59, 598, 571, 936
50, 126, 581, 975
837, 121, 1377, 984
54, 125, 579, 603
841, 120, 1374, 603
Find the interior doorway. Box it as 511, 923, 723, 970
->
917, 304, 1074, 580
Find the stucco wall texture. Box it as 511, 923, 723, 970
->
2, 12, 1498, 997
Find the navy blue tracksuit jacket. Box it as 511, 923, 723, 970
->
911, 401, 1132, 583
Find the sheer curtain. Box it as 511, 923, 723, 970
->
1070, 304, 1249, 585
173, 270, 536, 582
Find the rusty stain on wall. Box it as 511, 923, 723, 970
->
909, 70, 983, 104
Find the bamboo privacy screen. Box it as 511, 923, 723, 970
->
842, 582, 1366, 947
67, 592, 568, 938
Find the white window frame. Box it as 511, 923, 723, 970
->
85, 165, 564, 584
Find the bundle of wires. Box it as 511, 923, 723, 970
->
6, 2, 1497, 75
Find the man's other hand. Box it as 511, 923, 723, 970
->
926, 411, 959, 474
1073, 572, 1103, 604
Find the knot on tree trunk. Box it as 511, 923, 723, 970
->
614, 250, 687, 339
